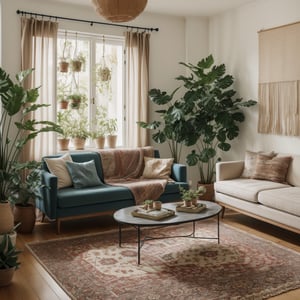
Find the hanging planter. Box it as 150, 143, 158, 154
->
98, 35, 111, 82
59, 60, 69, 73
71, 60, 82, 72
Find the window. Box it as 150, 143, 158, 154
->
56, 31, 125, 149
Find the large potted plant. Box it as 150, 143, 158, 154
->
0, 68, 62, 233
0, 233, 21, 286
139, 55, 257, 199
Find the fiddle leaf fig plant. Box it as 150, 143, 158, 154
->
139, 54, 257, 183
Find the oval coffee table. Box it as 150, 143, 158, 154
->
113, 201, 222, 264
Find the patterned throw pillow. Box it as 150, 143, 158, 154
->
252, 154, 292, 183
142, 157, 174, 179
241, 150, 277, 178
44, 153, 73, 189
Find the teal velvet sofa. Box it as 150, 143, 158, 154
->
37, 151, 188, 233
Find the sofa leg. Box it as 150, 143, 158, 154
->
41, 213, 45, 223
56, 219, 61, 234
221, 207, 226, 218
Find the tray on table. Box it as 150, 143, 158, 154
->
176, 202, 207, 213
131, 207, 175, 220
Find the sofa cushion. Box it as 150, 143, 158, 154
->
214, 178, 289, 203
241, 150, 276, 178
252, 155, 292, 183
142, 157, 174, 179
44, 153, 73, 189
66, 160, 103, 188
258, 187, 300, 217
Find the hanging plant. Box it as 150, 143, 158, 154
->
71, 33, 84, 72
98, 35, 111, 82
59, 31, 70, 73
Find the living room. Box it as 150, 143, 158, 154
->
0, 0, 300, 299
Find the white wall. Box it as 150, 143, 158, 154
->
209, 0, 300, 161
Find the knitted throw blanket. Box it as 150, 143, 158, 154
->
98, 147, 168, 205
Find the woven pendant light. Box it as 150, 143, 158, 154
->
92, 0, 148, 23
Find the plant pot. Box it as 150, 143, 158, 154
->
58, 138, 70, 151
107, 135, 117, 148
95, 136, 105, 149
73, 137, 86, 150
70, 99, 81, 109
99, 67, 111, 82
0, 202, 14, 234
59, 61, 69, 73
153, 201, 162, 210
192, 198, 198, 206
197, 183, 215, 201
13, 204, 36, 234
71, 60, 82, 72
59, 100, 69, 109
0, 267, 15, 286
184, 200, 192, 207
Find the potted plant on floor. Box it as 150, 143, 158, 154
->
0, 67, 62, 233
178, 55, 257, 199
9, 163, 42, 233
0, 233, 21, 286
139, 55, 257, 199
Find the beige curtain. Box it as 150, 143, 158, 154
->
21, 17, 58, 161
258, 22, 300, 136
125, 31, 150, 147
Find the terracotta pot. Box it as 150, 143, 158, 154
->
59, 100, 69, 109
59, 61, 69, 73
73, 137, 86, 150
197, 183, 215, 201
58, 138, 70, 151
0, 202, 14, 234
95, 136, 105, 149
0, 268, 15, 287
192, 198, 198, 206
184, 200, 192, 207
107, 135, 117, 148
13, 204, 36, 234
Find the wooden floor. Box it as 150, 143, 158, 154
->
0, 210, 299, 300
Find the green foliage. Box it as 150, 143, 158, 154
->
179, 185, 206, 201
57, 110, 73, 138
9, 162, 42, 206
90, 105, 109, 138
0, 68, 62, 202
107, 118, 117, 135
139, 55, 257, 183
0, 234, 21, 270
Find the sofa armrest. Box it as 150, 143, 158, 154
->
171, 163, 187, 182
38, 170, 58, 219
216, 160, 244, 181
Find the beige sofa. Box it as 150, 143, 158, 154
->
214, 151, 300, 234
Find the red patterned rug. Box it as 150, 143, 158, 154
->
26, 220, 300, 300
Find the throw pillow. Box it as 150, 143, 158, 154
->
252, 154, 292, 183
44, 153, 73, 189
65, 160, 103, 188
241, 150, 277, 178
142, 157, 174, 179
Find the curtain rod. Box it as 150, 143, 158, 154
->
16, 9, 159, 32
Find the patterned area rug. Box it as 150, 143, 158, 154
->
26, 221, 300, 300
